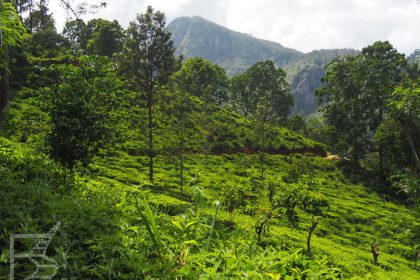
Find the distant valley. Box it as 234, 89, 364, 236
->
168, 16, 358, 115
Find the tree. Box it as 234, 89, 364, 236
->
27, 29, 70, 60
230, 61, 292, 122
172, 57, 229, 154
272, 177, 327, 229
361, 42, 405, 177
169, 69, 201, 197
386, 81, 420, 173
307, 216, 320, 254
0, 0, 26, 118
85, 19, 125, 57
317, 55, 369, 166
318, 42, 405, 168
373, 119, 410, 175
174, 58, 228, 106
40, 56, 121, 168
121, 6, 176, 182
23, 0, 55, 32
230, 61, 292, 179
62, 18, 86, 52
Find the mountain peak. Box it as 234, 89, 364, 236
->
168, 16, 303, 74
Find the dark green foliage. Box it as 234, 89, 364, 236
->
23, 0, 56, 32
26, 29, 70, 59
172, 57, 229, 106
63, 18, 125, 57
0, 1, 26, 116
231, 60, 293, 122
408, 49, 420, 65
62, 19, 86, 50
386, 81, 420, 174
86, 19, 125, 57
317, 41, 406, 166
39, 56, 122, 167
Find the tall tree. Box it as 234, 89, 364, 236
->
62, 18, 86, 52
23, 0, 55, 32
174, 58, 229, 106
85, 19, 125, 57
317, 55, 369, 166
122, 6, 175, 181
173, 57, 229, 154
230, 61, 292, 179
230, 61, 292, 123
27, 29, 70, 60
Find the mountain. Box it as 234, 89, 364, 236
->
168, 16, 358, 115
286, 49, 359, 115
169, 16, 304, 74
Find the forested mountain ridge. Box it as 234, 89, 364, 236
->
168, 16, 303, 74
408, 49, 420, 64
168, 16, 358, 115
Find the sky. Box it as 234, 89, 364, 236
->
50, 0, 420, 55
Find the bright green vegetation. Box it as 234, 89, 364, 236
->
0, 2, 419, 279
0, 136, 419, 279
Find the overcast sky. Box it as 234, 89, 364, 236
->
50, 0, 420, 55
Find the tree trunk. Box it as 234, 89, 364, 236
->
0, 48, 10, 121
352, 129, 360, 167
379, 147, 386, 183
307, 218, 319, 254
371, 244, 380, 265
406, 132, 420, 174
148, 84, 154, 182
260, 121, 265, 181
29, 0, 34, 33
180, 110, 184, 197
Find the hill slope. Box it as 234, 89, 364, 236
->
168, 16, 358, 115
1, 134, 419, 279
1, 87, 418, 278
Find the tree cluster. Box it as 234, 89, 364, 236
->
317, 41, 419, 200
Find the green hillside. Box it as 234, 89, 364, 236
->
1, 3, 419, 280
1, 56, 419, 280
1, 135, 419, 279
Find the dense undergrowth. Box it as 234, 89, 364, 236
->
0, 135, 418, 279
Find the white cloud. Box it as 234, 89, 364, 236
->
50, 0, 420, 54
